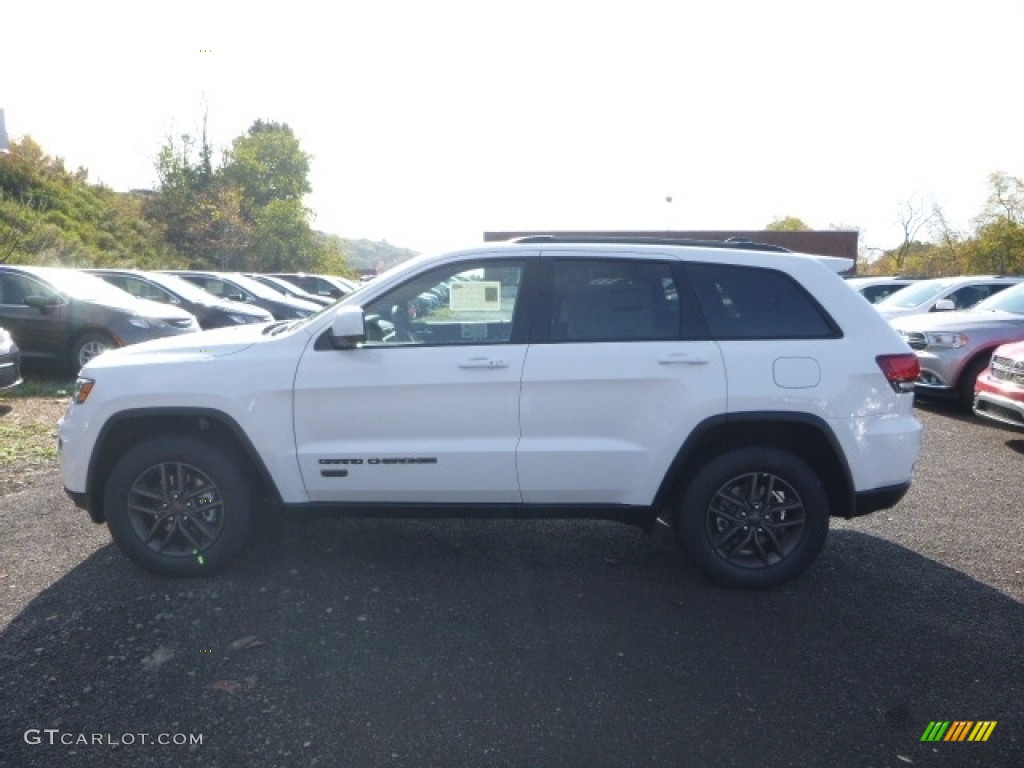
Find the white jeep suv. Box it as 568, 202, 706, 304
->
59, 238, 922, 589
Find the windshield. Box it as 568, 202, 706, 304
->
146, 272, 229, 303
224, 273, 301, 301
877, 280, 952, 309
973, 282, 1024, 314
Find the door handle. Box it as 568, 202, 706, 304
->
657, 352, 709, 365
458, 357, 509, 369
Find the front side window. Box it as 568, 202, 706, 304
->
548, 260, 680, 342
687, 263, 839, 339
0, 274, 58, 306
361, 260, 526, 346
121, 277, 173, 303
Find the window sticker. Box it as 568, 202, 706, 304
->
450, 281, 502, 311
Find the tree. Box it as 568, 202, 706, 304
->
970, 173, 1024, 274
145, 129, 252, 269
894, 196, 936, 272
222, 120, 311, 210
766, 216, 811, 231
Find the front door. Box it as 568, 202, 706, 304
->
293, 257, 533, 504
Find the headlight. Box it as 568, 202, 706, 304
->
128, 316, 169, 330
73, 377, 95, 404
924, 331, 968, 348
0, 327, 12, 352
226, 313, 255, 324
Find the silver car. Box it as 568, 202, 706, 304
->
890, 281, 1024, 407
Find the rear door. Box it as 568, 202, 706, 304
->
293, 256, 535, 503
517, 254, 726, 506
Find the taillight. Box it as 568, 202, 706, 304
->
876, 353, 920, 393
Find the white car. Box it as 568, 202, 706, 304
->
845, 276, 919, 304
874, 275, 1023, 319
59, 238, 922, 589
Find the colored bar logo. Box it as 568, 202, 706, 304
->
920, 721, 997, 742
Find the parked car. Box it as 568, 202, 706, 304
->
266, 272, 359, 301
89, 269, 273, 329
0, 265, 200, 371
164, 271, 321, 320
0, 325, 22, 391
245, 273, 334, 307
875, 275, 1022, 319
890, 281, 1024, 407
61, 237, 921, 589
974, 339, 1024, 428
845, 276, 918, 304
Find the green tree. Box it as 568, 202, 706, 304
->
222, 120, 311, 210
766, 216, 811, 231
970, 173, 1024, 274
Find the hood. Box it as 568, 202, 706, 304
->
992, 339, 1024, 360
127, 297, 198, 321
82, 322, 276, 371
207, 297, 272, 318
890, 309, 1024, 333
82, 293, 196, 321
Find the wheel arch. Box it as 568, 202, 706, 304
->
955, 346, 999, 406
654, 412, 855, 520
84, 407, 281, 523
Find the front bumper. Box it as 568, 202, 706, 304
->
851, 482, 912, 518
974, 390, 1024, 428
0, 356, 22, 391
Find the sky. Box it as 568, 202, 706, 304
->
2, 0, 1021, 256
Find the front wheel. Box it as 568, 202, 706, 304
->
71, 331, 116, 370
957, 355, 991, 410
675, 448, 829, 589
103, 436, 253, 576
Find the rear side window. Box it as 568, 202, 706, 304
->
687, 263, 839, 339
548, 260, 680, 342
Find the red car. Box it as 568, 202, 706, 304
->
974, 339, 1024, 428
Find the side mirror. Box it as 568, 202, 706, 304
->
24, 294, 61, 312
330, 305, 366, 349
933, 299, 956, 312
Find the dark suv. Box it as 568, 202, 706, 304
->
0, 265, 200, 371
89, 269, 273, 329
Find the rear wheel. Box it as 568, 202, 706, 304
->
103, 436, 253, 576
675, 448, 829, 589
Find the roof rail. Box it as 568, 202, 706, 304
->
509, 234, 792, 253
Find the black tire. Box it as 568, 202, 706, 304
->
957, 354, 991, 410
675, 448, 830, 589
103, 436, 253, 576
71, 331, 116, 370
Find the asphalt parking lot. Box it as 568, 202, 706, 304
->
1, 401, 1022, 768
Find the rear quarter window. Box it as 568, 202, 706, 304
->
686, 262, 840, 340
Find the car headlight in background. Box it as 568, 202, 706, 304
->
227, 313, 270, 324
127, 316, 169, 330
924, 331, 968, 348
